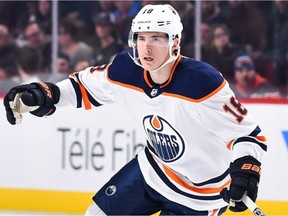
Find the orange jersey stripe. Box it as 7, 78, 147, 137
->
78, 82, 91, 110
70, 72, 92, 110
106, 63, 144, 93
162, 80, 227, 103
227, 135, 266, 150
107, 77, 144, 93
256, 135, 267, 142
69, 72, 76, 78
108, 72, 226, 102
143, 56, 182, 88
143, 70, 153, 88
226, 140, 234, 150
160, 56, 182, 88
161, 163, 231, 194
210, 208, 218, 216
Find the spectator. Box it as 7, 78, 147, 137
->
58, 1, 96, 24
182, 22, 212, 59
223, 1, 267, 54
0, 24, 19, 61
0, 2, 30, 36
34, 0, 52, 35
93, 12, 124, 66
57, 52, 71, 75
0, 24, 20, 93
0, 57, 18, 80
266, 0, 288, 87
267, 0, 288, 58
201, 1, 225, 25
0, 65, 8, 81
141, 0, 169, 5
0, 57, 19, 94
169, 1, 195, 45
84, 1, 116, 47
203, 23, 244, 82
44, 52, 71, 83
74, 60, 90, 71
58, 1, 98, 39
16, 47, 44, 84
98, 0, 116, 13
113, 1, 142, 48
230, 55, 281, 99
58, 18, 94, 69
24, 22, 51, 72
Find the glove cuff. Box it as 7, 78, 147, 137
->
231, 156, 261, 179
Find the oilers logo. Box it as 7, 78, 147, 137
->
143, 115, 185, 162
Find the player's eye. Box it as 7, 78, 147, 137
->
137, 37, 145, 42
152, 37, 159, 41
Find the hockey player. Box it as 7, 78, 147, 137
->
4, 4, 267, 215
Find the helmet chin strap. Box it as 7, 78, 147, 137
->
129, 44, 180, 73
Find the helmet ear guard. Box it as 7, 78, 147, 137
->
128, 4, 183, 72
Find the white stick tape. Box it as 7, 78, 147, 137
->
242, 193, 265, 216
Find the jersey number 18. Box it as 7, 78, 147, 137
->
223, 96, 247, 123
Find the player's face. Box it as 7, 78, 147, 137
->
136, 32, 170, 71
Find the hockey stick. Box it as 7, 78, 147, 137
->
242, 193, 265, 216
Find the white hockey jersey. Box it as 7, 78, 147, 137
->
56, 50, 267, 211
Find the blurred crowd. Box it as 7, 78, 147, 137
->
0, 0, 287, 99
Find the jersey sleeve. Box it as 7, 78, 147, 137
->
56, 64, 114, 109
195, 82, 267, 163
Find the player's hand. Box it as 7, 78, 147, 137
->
3, 82, 60, 125
220, 156, 261, 212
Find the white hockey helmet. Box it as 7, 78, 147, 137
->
128, 4, 183, 71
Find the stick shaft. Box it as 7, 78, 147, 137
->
242, 194, 265, 216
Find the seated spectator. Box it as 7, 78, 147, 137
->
24, 22, 51, 72
99, 0, 116, 13
201, 1, 225, 25
57, 52, 71, 75
182, 22, 212, 59
74, 60, 90, 71
0, 64, 8, 80
0, 57, 19, 93
203, 23, 244, 82
169, 1, 194, 45
223, 1, 267, 54
113, 1, 141, 48
230, 55, 281, 99
59, 17, 94, 69
0, 2, 31, 37
0, 24, 19, 61
0, 25, 20, 93
266, 0, 288, 87
0, 57, 18, 80
93, 12, 124, 66
34, 0, 52, 35
16, 47, 44, 84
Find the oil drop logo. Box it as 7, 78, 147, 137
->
143, 115, 185, 162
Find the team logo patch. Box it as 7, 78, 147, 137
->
143, 115, 185, 162
105, 185, 117, 196
151, 88, 158, 96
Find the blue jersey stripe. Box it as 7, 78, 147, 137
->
144, 148, 222, 201
69, 78, 82, 108
233, 136, 267, 151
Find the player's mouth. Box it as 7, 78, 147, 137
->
144, 56, 153, 62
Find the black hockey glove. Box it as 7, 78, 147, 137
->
220, 156, 261, 212
4, 82, 60, 125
